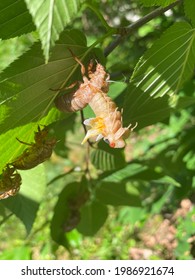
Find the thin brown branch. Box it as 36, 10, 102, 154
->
80, 110, 87, 135
80, 110, 93, 148
104, 1, 181, 57
80, 111, 93, 181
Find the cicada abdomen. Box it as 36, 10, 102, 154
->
0, 165, 22, 200
12, 126, 57, 170
54, 56, 110, 112
82, 91, 136, 148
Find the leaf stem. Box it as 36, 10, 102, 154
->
84, 1, 112, 31
104, 1, 181, 57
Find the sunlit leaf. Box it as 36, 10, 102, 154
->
131, 22, 195, 98
24, 0, 84, 61
0, 111, 64, 172
0, 246, 31, 260
0, 35, 35, 72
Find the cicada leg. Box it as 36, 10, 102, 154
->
16, 138, 32, 146
50, 80, 79, 92
68, 48, 86, 76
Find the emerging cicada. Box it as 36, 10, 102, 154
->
82, 92, 136, 148
54, 51, 137, 148
0, 164, 22, 200
12, 126, 57, 170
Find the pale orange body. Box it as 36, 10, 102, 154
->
82, 91, 131, 148
55, 53, 136, 148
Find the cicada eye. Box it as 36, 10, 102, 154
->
104, 138, 110, 144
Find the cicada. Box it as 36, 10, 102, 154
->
12, 126, 57, 170
54, 53, 110, 112
54, 51, 137, 148
0, 164, 22, 200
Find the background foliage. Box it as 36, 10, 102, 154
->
0, 0, 195, 260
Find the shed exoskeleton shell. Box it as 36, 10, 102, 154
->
0, 164, 22, 200
12, 126, 57, 170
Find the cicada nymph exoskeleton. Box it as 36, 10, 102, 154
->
0, 164, 22, 200
12, 126, 57, 170
54, 51, 137, 148
54, 54, 110, 113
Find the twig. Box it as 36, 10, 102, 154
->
47, 167, 75, 185
80, 110, 93, 147
104, 1, 181, 57
0, 213, 13, 226
80, 111, 93, 180
80, 110, 87, 135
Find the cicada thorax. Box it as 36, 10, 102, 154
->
12, 126, 57, 170
54, 56, 110, 113
0, 164, 22, 200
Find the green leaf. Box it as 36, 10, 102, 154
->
131, 22, 195, 97
0, 245, 31, 260
101, 163, 148, 182
24, 0, 84, 61
50, 178, 89, 247
184, 0, 195, 27
139, 0, 177, 7
0, 0, 35, 39
0, 30, 87, 133
152, 176, 181, 187
123, 79, 195, 130
176, 96, 195, 109
0, 116, 62, 172
1, 164, 46, 233
0, 35, 35, 72
77, 200, 108, 236
91, 141, 126, 171
151, 185, 174, 214
123, 84, 171, 129
118, 207, 146, 225
96, 182, 141, 207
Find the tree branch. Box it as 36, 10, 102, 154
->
80, 111, 93, 181
104, 1, 181, 57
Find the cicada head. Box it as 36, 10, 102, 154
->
104, 135, 128, 148
103, 126, 131, 148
